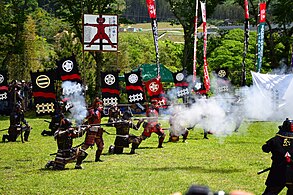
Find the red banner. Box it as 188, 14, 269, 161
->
201, 2, 210, 92
259, 2, 266, 23
244, 0, 249, 19
145, 77, 163, 97
146, 0, 157, 19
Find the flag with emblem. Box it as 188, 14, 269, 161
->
56, 55, 81, 82
101, 71, 120, 106
30, 69, 56, 115
145, 77, 163, 97
0, 71, 9, 115
125, 70, 145, 104
215, 67, 231, 94
172, 70, 189, 98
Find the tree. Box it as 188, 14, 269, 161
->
51, 0, 125, 95
165, 0, 224, 74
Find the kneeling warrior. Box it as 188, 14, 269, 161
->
45, 117, 87, 170
2, 103, 31, 142
41, 101, 64, 136
109, 111, 144, 154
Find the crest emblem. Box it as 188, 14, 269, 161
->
62, 60, 74, 72
104, 74, 115, 85
36, 75, 50, 88
128, 74, 138, 84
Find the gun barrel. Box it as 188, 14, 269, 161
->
257, 167, 271, 175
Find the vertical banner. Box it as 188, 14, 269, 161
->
256, 2, 266, 73
146, 0, 160, 76
200, 1, 210, 92
291, 42, 293, 70
125, 71, 145, 104
0, 71, 9, 115
83, 14, 118, 52
241, 0, 250, 86
101, 71, 120, 106
193, 0, 199, 82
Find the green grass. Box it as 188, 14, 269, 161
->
0, 115, 288, 195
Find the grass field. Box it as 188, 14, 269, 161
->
0, 114, 288, 195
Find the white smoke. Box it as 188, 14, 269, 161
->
167, 71, 293, 138
61, 81, 87, 125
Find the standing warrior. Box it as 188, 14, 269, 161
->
45, 117, 87, 170
109, 111, 144, 154
2, 103, 30, 142
81, 97, 105, 162
139, 101, 166, 148
261, 118, 293, 194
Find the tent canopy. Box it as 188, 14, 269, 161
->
133, 64, 174, 82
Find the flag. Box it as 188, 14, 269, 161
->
193, 0, 199, 81
172, 70, 189, 98
101, 71, 120, 106
200, 1, 210, 92
256, 2, 266, 72
242, 0, 250, 86
30, 69, 56, 115
146, 0, 160, 76
145, 77, 163, 97
125, 71, 145, 103
0, 71, 9, 115
56, 55, 81, 82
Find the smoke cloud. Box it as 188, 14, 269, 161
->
61, 81, 87, 125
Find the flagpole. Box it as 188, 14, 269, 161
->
193, 0, 199, 82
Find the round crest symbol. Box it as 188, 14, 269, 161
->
218, 69, 226, 78
176, 73, 184, 82
36, 75, 50, 88
62, 60, 74, 72
128, 74, 138, 84
0, 74, 4, 84
104, 74, 115, 85
149, 82, 159, 92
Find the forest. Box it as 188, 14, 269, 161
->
0, 0, 292, 100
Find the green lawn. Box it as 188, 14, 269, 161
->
0, 115, 287, 195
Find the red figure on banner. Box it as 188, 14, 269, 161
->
85, 16, 116, 48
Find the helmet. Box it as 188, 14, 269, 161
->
122, 111, 133, 120
277, 118, 293, 136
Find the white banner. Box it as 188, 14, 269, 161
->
83, 14, 118, 52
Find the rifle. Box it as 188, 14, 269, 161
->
79, 121, 128, 128
133, 117, 167, 120
44, 120, 51, 123
0, 128, 9, 132
257, 167, 271, 175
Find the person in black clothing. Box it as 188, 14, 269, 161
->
2, 103, 30, 142
41, 101, 65, 136
262, 118, 293, 195
45, 116, 87, 170
108, 111, 144, 154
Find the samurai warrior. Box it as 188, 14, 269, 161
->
262, 118, 293, 194
139, 101, 165, 148
168, 112, 189, 142
107, 103, 122, 123
81, 97, 105, 162
2, 103, 31, 142
41, 101, 65, 136
108, 111, 144, 154
45, 117, 87, 170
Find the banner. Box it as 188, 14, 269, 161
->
146, 0, 160, 76
30, 69, 56, 115
145, 77, 163, 97
0, 71, 9, 115
193, 0, 199, 81
56, 55, 81, 82
200, 2, 210, 92
251, 71, 293, 120
241, 0, 250, 86
256, 2, 266, 72
125, 71, 145, 103
83, 14, 118, 52
101, 71, 120, 106
172, 70, 189, 98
